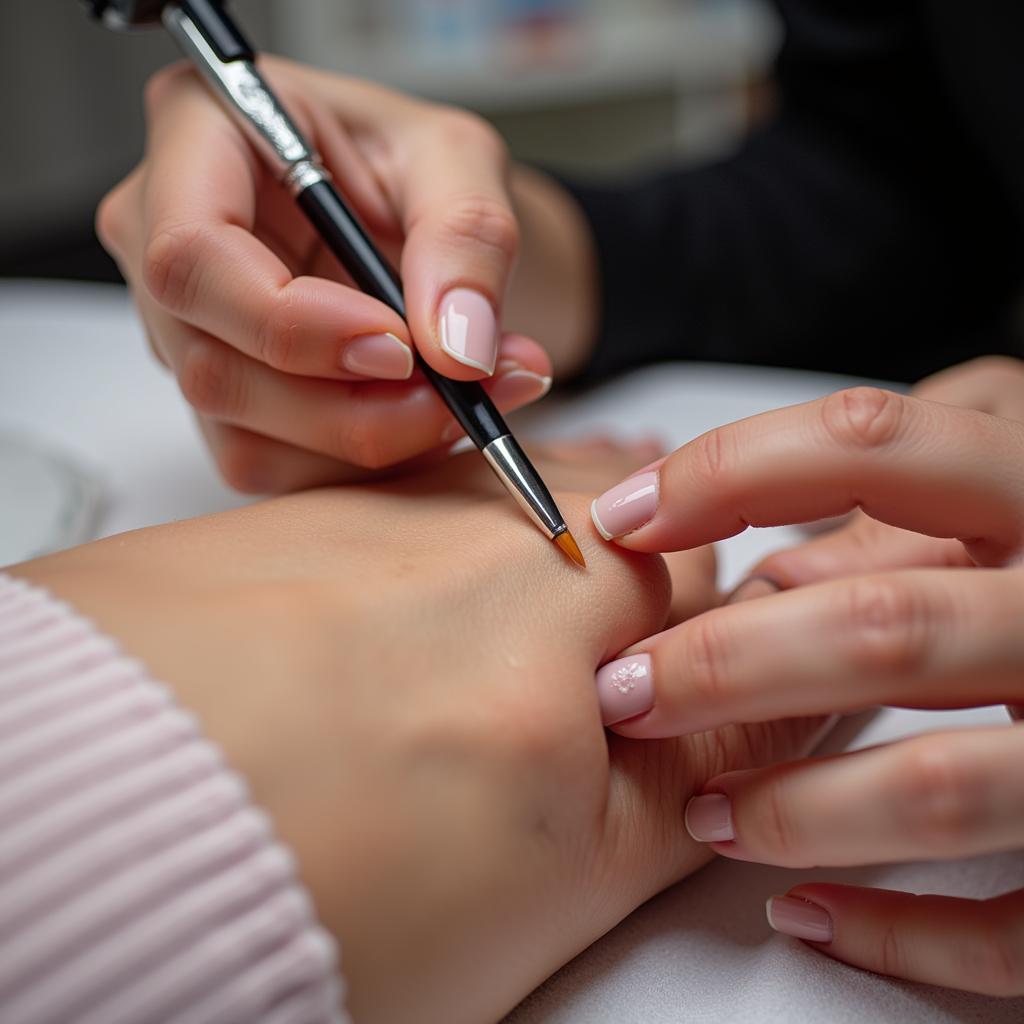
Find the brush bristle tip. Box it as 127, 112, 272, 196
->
555, 530, 587, 567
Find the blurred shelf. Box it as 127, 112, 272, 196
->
271, 1, 780, 111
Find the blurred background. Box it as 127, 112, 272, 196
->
1, 0, 779, 282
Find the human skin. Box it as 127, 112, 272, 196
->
9, 440, 825, 1023
97, 58, 597, 493
590, 358, 1024, 996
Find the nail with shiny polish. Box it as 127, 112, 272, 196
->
591, 471, 659, 540
684, 793, 735, 842
766, 896, 834, 943
341, 333, 413, 380
439, 288, 498, 375
595, 653, 653, 726
488, 369, 552, 409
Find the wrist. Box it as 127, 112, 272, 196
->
507, 164, 599, 379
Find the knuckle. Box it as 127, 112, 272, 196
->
821, 387, 906, 451
969, 917, 1024, 996
143, 65, 180, 114
177, 338, 245, 419
95, 182, 131, 257
143, 223, 211, 313
842, 577, 930, 675
327, 405, 393, 470
437, 109, 508, 162
437, 196, 520, 266
256, 289, 301, 371
879, 918, 907, 979
685, 613, 734, 711
688, 426, 735, 494
752, 775, 803, 864
897, 738, 983, 855
215, 435, 270, 494
965, 354, 1022, 380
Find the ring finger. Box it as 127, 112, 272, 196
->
683, 725, 1024, 867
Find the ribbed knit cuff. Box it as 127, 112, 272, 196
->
0, 574, 347, 1024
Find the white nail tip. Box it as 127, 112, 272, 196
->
386, 333, 415, 379
440, 341, 496, 375
590, 498, 613, 541
683, 801, 700, 844
498, 371, 552, 397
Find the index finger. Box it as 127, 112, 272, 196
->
136, 66, 413, 380
591, 388, 1024, 566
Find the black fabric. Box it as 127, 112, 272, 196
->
566, 0, 1024, 384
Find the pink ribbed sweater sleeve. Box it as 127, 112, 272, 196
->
0, 574, 348, 1024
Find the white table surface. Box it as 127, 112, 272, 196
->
2, 280, 1023, 1022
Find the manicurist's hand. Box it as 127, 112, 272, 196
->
10, 439, 823, 1024
98, 58, 597, 493
589, 382, 1024, 996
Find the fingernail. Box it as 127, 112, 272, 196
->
439, 288, 498, 375
684, 793, 735, 842
766, 896, 834, 943
726, 575, 782, 605
488, 369, 552, 409
591, 471, 659, 540
341, 333, 413, 380
595, 653, 653, 726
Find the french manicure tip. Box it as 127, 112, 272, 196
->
683, 793, 734, 843
439, 288, 499, 375
441, 339, 496, 375
590, 498, 614, 541
590, 472, 659, 540
341, 332, 414, 380
765, 895, 834, 943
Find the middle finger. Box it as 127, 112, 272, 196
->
598, 566, 1024, 736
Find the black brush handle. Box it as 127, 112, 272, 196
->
297, 179, 509, 449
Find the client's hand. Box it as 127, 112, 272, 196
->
10, 440, 823, 1024
590, 381, 1024, 997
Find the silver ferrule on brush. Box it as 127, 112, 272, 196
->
161, 4, 328, 195
482, 436, 567, 540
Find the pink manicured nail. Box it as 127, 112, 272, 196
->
766, 896, 834, 943
488, 369, 552, 409
591, 472, 659, 540
439, 288, 498, 375
595, 653, 653, 726
341, 333, 413, 380
684, 793, 735, 842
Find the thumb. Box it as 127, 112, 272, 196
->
396, 111, 520, 380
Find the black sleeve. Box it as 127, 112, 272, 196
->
564, 0, 1024, 384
